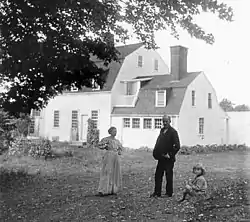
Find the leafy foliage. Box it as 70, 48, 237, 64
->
86, 118, 99, 147
0, 109, 16, 153
219, 98, 235, 111
0, 0, 233, 115
233, 104, 250, 112
28, 139, 52, 158
8, 137, 52, 158
220, 98, 250, 112
13, 113, 31, 137
8, 137, 31, 156
179, 144, 247, 155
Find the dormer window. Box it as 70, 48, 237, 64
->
155, 90, 166, 107
138, 55, 143, 67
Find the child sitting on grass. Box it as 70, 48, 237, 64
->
179, 163, 207, 202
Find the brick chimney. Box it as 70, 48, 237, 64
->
170, 45, 188, 81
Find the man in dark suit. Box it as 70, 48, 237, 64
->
150, 115, 180, 198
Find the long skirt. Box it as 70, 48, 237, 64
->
98, 151, 122, 195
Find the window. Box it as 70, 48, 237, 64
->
53, 110, 59, 128
29, 118, 35, 134
125, 82, 133, 95
138, 55, 143, 67
71, 110, 78, 128
192, 90, 195, 106
123, 118, 130, 128
154, 59, 159, 71
132, 118, 140, 128
154, 118, 162, 129
91, 110, 99, 129
208, 93, 212, 109
155, 90, 166, 107
143, 118, 152, 129
199, 118, 204, 135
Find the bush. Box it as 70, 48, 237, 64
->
86, 118, 99, 147
179, 144, 248, 155
28, 138, 52, 158
0, 109, 16, 154
14, 113, 31, 137
8, 137, 31, 156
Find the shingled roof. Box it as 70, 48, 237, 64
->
111, 72, 201, 115
78, 43, 144, 92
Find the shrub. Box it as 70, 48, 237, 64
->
86, 118, 99, 147
0, 109, 16, 154
179, 144, 248, 155
28, 138, 52, 158
14, 113, 31, 137
8, 137, 31, 156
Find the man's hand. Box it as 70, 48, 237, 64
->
162, 153, 170, 159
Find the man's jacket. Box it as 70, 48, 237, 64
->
153, 126, 180, 162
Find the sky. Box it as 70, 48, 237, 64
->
124, 0, 250, 106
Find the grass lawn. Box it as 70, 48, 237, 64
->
0, 147, 249, 222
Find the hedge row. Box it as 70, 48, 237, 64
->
8, 137, 52, 158
179, 144, 248, 155
137, 144, 248, 154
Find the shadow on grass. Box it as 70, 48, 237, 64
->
0, 168, 39, 191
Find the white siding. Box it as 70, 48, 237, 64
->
38, 91, 111, 142
178, 72, 227, 146
111, 46, 170, 108
227, 111, 250, 146
111, 115, 179, 149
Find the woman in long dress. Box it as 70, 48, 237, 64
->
97, 126, 122, 196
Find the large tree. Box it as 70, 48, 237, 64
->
0, 0, 233, 115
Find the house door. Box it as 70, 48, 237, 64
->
81, 115, 88, 142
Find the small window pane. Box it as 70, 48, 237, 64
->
154, 59, 159, 71
208, 93, 212, 108
143, 118, 152, 129
72, 110, 78, 128
156, 90, 166, 107
132, 118, 140, 128
123, 118, 130, 128
192, 90, 195, 106
199, 118, 204, 134
53, 110, 59, 127
91, 110, 99, 129
138, 55, 143, 67
154, 118, 162, 129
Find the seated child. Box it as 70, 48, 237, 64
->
179, 163, 207, 202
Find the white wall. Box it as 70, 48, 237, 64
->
111, 46, 170, 107
111, 115, 179, 149
227, 111, 250, 146
178, 72, 227, 146
39, 91, 111, 142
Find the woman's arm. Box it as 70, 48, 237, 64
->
98, 138, 109, 150
117, 140, 123, 155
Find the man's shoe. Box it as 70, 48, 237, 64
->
150, 193, 161, 198
178, 199, 185, 203
164, 193, 173, 197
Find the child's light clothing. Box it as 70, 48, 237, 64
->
188, 175, 207, 194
